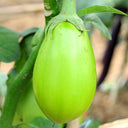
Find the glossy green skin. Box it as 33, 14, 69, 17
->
13, 80, 64, 128
33, 22, 96, 123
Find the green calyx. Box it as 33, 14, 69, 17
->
45, 0, 85, 35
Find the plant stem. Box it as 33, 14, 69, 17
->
0, 53, 34, 124
0, 27, 45, 128
60, 0, 76, 15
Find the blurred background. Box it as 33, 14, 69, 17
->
0, 0, 128, 127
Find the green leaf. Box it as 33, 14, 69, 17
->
15, 34, 34, 73
0, 26, 20, 62
15, 27, 45, 73
30, 117, 61, 128
97, 13, 114, 28
14, 117, 61, 128
14, 123, 31, 128
78, 5, 127, 16
20, 27, 39, 37
15, 27, 39, 73
76, 0, 128, 27
0, 27, 45, 128
32, 27, 46, 50
76, 0, 127, 12
84, 14, 111, 39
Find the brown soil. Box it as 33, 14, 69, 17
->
88, 89, 128, 123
